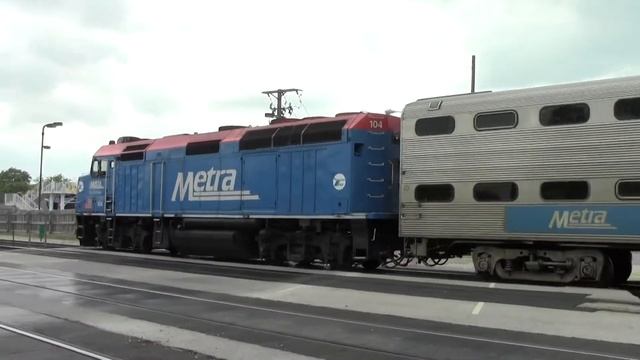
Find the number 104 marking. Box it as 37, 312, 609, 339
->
369, 120, 383, 129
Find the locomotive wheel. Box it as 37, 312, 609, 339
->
597, 255, 615, 287
362, 259, 381, 271
140, 235, 152, 254
610, 250, 632, 284
169, 246, 180, 257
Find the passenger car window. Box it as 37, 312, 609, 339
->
541, 181, 589, 200
614, 97, 640, 120
540, 103, 589, 126
616, 180, 640, 199
474, 182, 518, 201
415, 184, 455, 202
415, 116, 455, 136
474, 111, 518, 131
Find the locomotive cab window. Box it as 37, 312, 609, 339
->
302, 120, 346, 144
474, 111, 518, 131
91, 159, 108, 176
614, 97, 640, 120
541, 181, 589, 200
415, 116, 455, 136
91, 159, 100, 176
186, 140, 220, 155
616, 180, 640, 199
474, 182, 518, 201
539, 103, 589, 126
415, 184, 455, 202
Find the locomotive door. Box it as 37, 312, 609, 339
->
151, 161, 164, 215
105, 159, 115, 215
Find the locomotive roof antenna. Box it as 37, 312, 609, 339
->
296, 90, 309, 116
471, 55, 476, 93
262, 88, 302, 121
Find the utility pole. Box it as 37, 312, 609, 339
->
471, 55, 476, 93
38, 122, 63, 210
262, 88, 302, 119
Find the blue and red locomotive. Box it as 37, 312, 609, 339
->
75, 112, 400, 268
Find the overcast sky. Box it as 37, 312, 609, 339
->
0, 0, 639, 180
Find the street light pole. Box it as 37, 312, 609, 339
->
38, 122, 63, 210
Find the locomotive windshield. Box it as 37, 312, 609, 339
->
90, 158, 109, 177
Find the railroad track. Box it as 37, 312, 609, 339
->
0, 265, 637, 360
0, 322, 114, 360
1, 238, 638, 295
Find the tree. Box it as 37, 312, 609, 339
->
32, 174, 72, 184
46, 174, 71, 183
0, 168, 32, 194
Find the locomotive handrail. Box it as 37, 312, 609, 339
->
367, 162, 385, 167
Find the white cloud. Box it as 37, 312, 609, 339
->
0, 0, 638, 179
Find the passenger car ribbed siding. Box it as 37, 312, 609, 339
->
403, 122, 640, 181
400, 204, 503, 234
400, 76, 640, 243
402, 76, 640, 120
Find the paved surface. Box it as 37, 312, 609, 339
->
0, 240, 639, 359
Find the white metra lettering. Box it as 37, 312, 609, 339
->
171, 168, 259, 202
171, 172, 193, 202
549, 211, 569, 228
569, 211, 580, 224
205, 168, 216, 191
221, 169, 236, 191
548, 209, 614, 229
594, 211, 607, 224
194, 171, 207, 192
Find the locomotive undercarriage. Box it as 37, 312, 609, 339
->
78, 216, 634, 284
391, 238, 633, 285
77, 216, 397, 269
472, 246, 632, 285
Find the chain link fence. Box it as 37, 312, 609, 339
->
0, 207, 76, 239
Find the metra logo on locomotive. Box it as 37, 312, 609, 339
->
548, 209, 616, 230
89, 179, 104, 190
171, 168, 260, 202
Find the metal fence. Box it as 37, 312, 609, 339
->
0, 207, 76, 237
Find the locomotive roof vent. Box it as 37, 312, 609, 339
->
218, 125, 247, 131
334, 112, 362, 117
117, 136, 143, 144
301, 116, 329, 121
269, 118, 300, 125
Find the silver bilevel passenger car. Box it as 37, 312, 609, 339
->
400, 76, 640, 284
